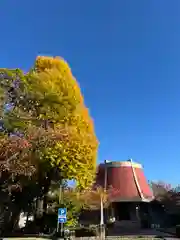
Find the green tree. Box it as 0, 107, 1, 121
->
47, 186, 109, 227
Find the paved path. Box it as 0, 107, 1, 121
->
2, 229, 178, 240
107, 228, 177, 239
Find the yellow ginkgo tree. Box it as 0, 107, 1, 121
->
1, 56, 98, 186
29, 56, 98, 188
0, 56, 98, 227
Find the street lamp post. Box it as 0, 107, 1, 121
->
100, 194, 104, 225
104, 160, 110, 221
102, 160, 108, 226
100, 193, 105, 240
104, 160, 107, 191
99, 160, 109, 240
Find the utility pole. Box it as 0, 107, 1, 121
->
104, 160, 108, 190
100, 194, 104, 225
99, 160, 110, 240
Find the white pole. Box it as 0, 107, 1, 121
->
100, 194, 105, 240
104, 160, 108, 223
104, 161, 107, 190
100, 195, 104, 225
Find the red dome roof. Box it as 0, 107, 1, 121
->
95, 160, 154, 202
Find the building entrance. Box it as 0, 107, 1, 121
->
114, 202, 131, 220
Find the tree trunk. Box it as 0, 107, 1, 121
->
42, 172, 52, 218
5, 204, 21, 234
35, 198, 44, 218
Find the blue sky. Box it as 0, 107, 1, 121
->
0, 0, 180, 185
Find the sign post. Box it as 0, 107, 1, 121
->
57, 208, 67, 237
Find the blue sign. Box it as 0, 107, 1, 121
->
58, 217, 66, 223
58, 208, 67, 223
